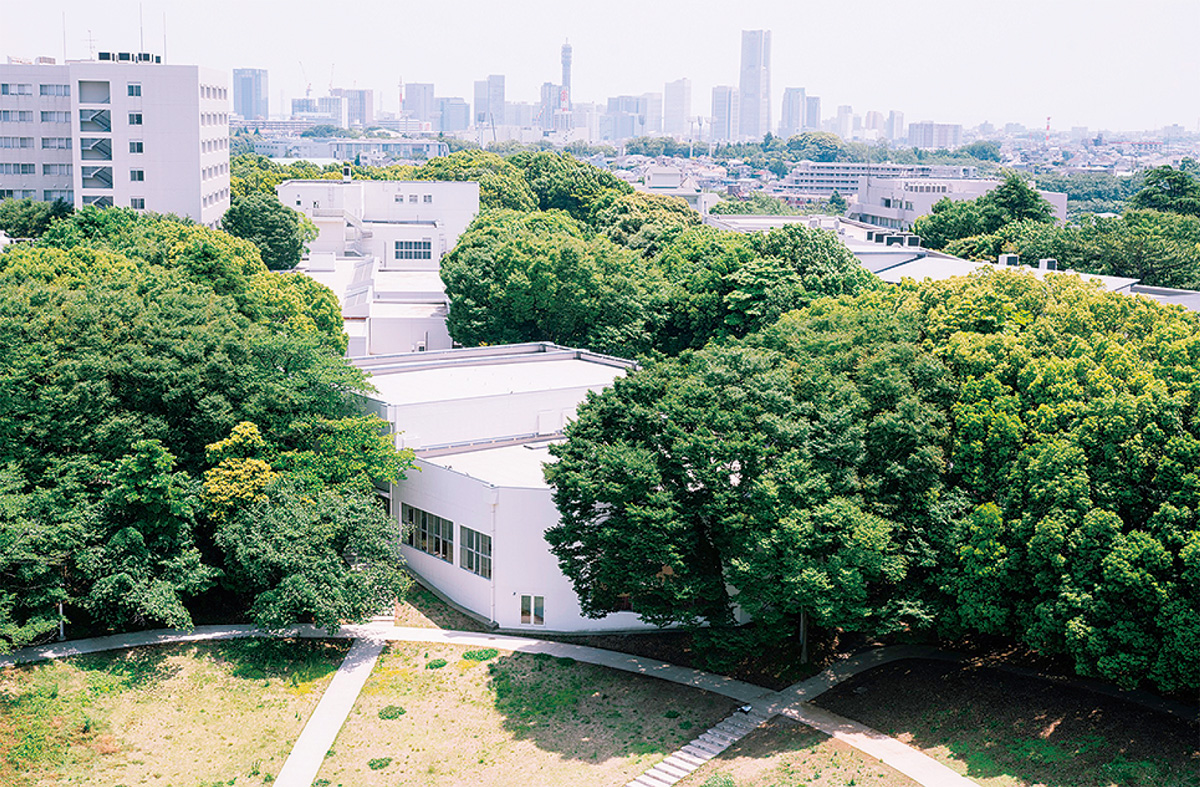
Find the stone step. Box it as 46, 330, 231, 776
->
662, 754, 700, 773
669, 750, 706, 767
680, 743, 718, 761
652, 759, 691, 780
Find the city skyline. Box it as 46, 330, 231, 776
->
2, 0, 1198, 133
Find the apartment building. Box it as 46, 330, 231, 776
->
0, 53, 229, 226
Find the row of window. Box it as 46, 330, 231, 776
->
394, 193, 435, 204
0, 189, 35, 199
202, 162, 229, 181
0, 163, 73, 175
401, 503, 492, 579
2, 189, 77, 202
201, 85, 227, 101
0, 137, 73, 148
201, 112, 228, 127
202, 187, 229, 208
395, 239, 433, 260
202, 137, 229, 153
1, 84, 70, 96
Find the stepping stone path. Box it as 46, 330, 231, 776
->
626, 704, 772, 787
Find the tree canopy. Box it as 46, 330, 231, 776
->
0, 198, 73, 239
913, 174, 1058, 249
547, 271, 1200, 693
0, 209, 410, 648
1129, 165, 1200, 217
221, 193, 319, 271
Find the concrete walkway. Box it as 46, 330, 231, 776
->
274, 636, 386, 787
1, 625, 978, 787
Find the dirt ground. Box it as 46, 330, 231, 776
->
812, 658, 1199, 787
677, 716, 920, 787
314, 641, 736, 787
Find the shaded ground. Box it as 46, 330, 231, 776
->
0, 639, 347, 787
812, 658, 1199, 787
676, 716, 920, 787
315, 641, 736, 787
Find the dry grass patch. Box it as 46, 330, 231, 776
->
316, 642, 735, 786
813, 658, 1199, 787
0, 638, 347, 787
392, 582, 490, 631
677, 717, 919, 787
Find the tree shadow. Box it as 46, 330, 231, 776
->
811, 658, 1200, 787
206, 637, 349, 684
483, 651, 737, 763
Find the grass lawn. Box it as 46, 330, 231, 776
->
0, 638, 348, 787
676, 717, 919, 787
812, 658, 1199, 787
315, 641, 736, 787
392, 582, 489, 632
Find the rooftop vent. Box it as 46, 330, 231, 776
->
1039, 258, 1058, 271
999, 253, 1020, 266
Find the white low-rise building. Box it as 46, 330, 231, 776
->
354, 343, 654, 633
850, 177, 1068, 230
280, 176, 479, 355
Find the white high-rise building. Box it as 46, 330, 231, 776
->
663, 78, 691, 137
0, 53, 230, 226
780, 87, 806, 138
711, 85, 739, 142
738, 29, 771, 141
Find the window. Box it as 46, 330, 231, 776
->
459, 526, 492, 579
0, 137, 33, 148
40, 111, 70, 123
408, 194, 418, 203
394, 194, 404, 203
0, 111, 32, 122
394, 239, 432, 260
129, 140, 143, 153
423, 194, 433, 204
0, 84, 32, 96
0, 163, 35, 174
82, 195, 113, 207
131, 197, 145, 209
0, 190, 36, 200
44, 190, 72, 202
130, 169, 144, 182
39, 84, 70, 97
127, 83, 141, 97
42, 163, 71, 176
401, 503, 453, 563
520, 595, 545, 625
128, 113, 143, 125
41, 137, 71, 149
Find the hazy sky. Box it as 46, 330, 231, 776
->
3, 0, 1197, 133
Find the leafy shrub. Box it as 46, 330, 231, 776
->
425, 659, 448, 670
664, 710, 681, 719
378, 705, 406, 719
555, 656, 576, 667
367, 757, 392, 770
463, 648, 499, 661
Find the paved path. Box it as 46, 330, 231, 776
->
2, 625, 979, 787
275, 636, 386, 787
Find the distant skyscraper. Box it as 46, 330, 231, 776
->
540, 82, 560, 130
663, 78, 692, 137
865, 111, 884, 131
473, 74, 505, 126
332, 88, 374, 127
780, 87, 806, 137
908, 121, 963, 149
886, 110, 905, 141
804, 96, 821, 130
836, 105, 853, 139
233, 68, 268, 119
712, 85, 740, 142
738, 30, 771, 140
405, 83, 435, 123
434, 97, 470, 133
561, 42, 572, 110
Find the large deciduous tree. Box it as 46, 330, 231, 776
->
221, 193, 318, 271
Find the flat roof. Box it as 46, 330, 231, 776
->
875, 257, 1139, 292
369, 357, 624, 406
423, 441, 557, 489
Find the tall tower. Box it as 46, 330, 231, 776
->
561, 41, 572, 110
738, 29, 771, 141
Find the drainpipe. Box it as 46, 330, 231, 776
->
489, 487, 499, 626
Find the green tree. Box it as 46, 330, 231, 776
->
1129, 165, 1200, 217
413, 150, 537, 211
586, 190, 701, 257
784, 132, 846, 162
440, 209, 658, 356
0, 198, 72, 239
828, 191, 847, 214
221, 193, 319, 271
508, 151, 631, 222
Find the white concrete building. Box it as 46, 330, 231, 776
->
0, 53, 229, 225
851, 177, 1068, 230
355, 343, 653, 633
636, 165, 719, 215
279, 176, 479, 356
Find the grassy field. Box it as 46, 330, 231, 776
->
0, 638, 348, 787
315, 641, 736, 787
812, 658, 1199, 787
677, 717, 919, 787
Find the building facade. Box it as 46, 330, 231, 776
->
0, 53, 229, 226
232, 68, 268, 120
663, 78, 692, 137
356, 343, 656, 633
711, 85, 739, 142
779, 87, 806, 138
907, 121, 963, 150
738, 29, 771, 141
